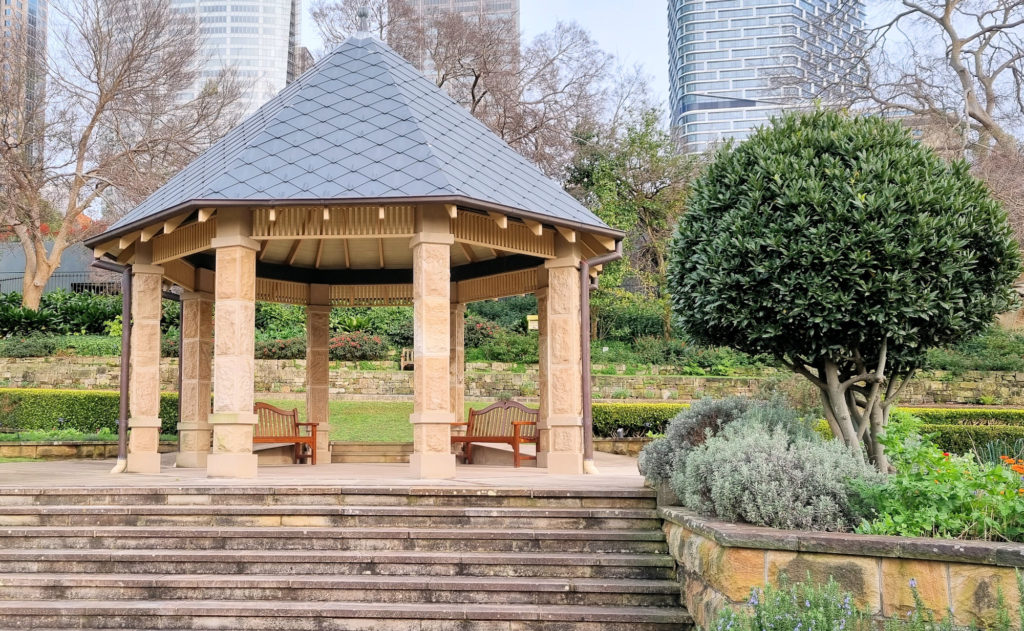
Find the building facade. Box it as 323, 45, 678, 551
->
668, 0, 864, 153
1, 0, 47, 159
172, 0, 303, 115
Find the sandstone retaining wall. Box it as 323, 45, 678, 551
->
0, 440, 178, 460
1, 357, 1023, 404
660, 507, 1024, 630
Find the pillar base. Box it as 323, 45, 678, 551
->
207, 452, 258, 478
539, 452, 584, 475
315, 427, 330, 466
126, 451, 161, 474
410, 452, 456, 479
176, 450, 209, 469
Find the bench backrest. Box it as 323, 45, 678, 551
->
253, 402, 301, 438
467, 401, 538, 439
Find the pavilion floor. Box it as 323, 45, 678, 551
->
0, 450, 644, 491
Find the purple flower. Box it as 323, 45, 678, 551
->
909, 578, 917, 589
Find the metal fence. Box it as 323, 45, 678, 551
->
0, 271, 121, 296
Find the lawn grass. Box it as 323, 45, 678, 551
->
259, 399, 504, 443
0, 457, 42, 463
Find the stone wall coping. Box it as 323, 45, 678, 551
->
659, 506, 1024, 568
0, 440, 178, 447
1, 485, 657, 498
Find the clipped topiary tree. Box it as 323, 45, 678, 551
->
669, 109, 1022, 469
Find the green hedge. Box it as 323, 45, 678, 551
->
0, 388, 179, 435
921, 423, 1024, 454
903, 407, 1024, 426
592, 403, 687, 437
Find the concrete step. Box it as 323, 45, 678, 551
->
0, 573, 680, 607
331, 442, 412, 464
0, 549, 676, 580
0, 505, 661, 529
0, 600, 693, 630
0, 525, 668, 553
0, 486, 657, 509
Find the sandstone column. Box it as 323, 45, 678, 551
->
307, 284, 331, 465
409, 205, 456, 479
537, 237, 584, 474
176, 268, 214, 468
126, 242, 164, 474
207, 208, 259, 478
449, 300, 465, 423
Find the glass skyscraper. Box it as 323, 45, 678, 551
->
668, 0, 865, 153
171, 0, 303, 115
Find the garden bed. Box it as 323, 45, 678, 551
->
660, 506, 1024, 630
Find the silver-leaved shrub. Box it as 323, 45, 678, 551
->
677, 418, 882, 531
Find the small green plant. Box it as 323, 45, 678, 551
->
610, 389, 630, 400
853, 433, 1024, 542
978, 395, 1003, 406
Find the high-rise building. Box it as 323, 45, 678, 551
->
668, 0, 864, 153
398, 0, 520, 74
172, 0, 303, 115
1, 0, 47, 160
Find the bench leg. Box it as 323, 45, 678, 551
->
513, 438, 521, 468
465, 443, 473, 465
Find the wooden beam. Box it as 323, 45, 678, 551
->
593, 235, 615, 251
198, 208, 215, 223
286, 239, 302, 266
378, 238, 385, 269
140, 224, 162, 243
445, 204, 458, 219
459, 241, 477, 263
258, 240, 270, 262
315, 239, 324, 269
118, 231, 140, 250
487, 211, 508, 229
555, 226, 576, 243
523, 219, 543, 237
163, 214, 187, 235
93, 239, 118, 259
342, 239, 350, 268
116, 243, 135, 265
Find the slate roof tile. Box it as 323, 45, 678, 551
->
100, 35, 610, 236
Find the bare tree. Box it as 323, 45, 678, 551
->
311, 0, 617, 176
0, 0, 242, 309
806, 0, 1023, 158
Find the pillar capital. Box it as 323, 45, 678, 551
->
131, 263, 164, 276
210, 235, 260, 251
410, 232, 455, 248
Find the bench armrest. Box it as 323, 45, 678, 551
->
295, 422, 319, 427
450, 422, 469, 426
511, 421, 537, 426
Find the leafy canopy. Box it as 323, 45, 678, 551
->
669, 109, 1021, 371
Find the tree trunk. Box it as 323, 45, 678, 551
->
19, 237, 62, 310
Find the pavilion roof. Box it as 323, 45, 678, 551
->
93, 34, 616, 243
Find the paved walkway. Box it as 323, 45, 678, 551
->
0, 450, 644, 491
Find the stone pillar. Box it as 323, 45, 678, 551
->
535, 285, 550, 461
449, 301, 465, 423
126, 243, 163, 474
537, 237, 584, 474
176, 269, 214, 468
409, 205, 456, 479
207, 208, 259, 478
307, 284, 331, 465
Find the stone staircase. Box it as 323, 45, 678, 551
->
0, 486, 692, 630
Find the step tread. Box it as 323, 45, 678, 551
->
0, 600, 691, 622
0, 505, 658, 517
0, 525, 665, 541
0, 549, 675, 567
0, 573, 679, 594
0, 487, 656, 498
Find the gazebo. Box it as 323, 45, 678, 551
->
85, 30, 622, 479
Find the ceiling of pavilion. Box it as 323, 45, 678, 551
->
88, 33, 616, 248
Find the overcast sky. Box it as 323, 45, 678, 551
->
301, 0, 672, 111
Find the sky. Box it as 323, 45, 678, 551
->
300, 0, 672, 110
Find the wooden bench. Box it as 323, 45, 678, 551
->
253, 403, 318, 465
400, 348, 414, 370
450, 401, 538, 468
